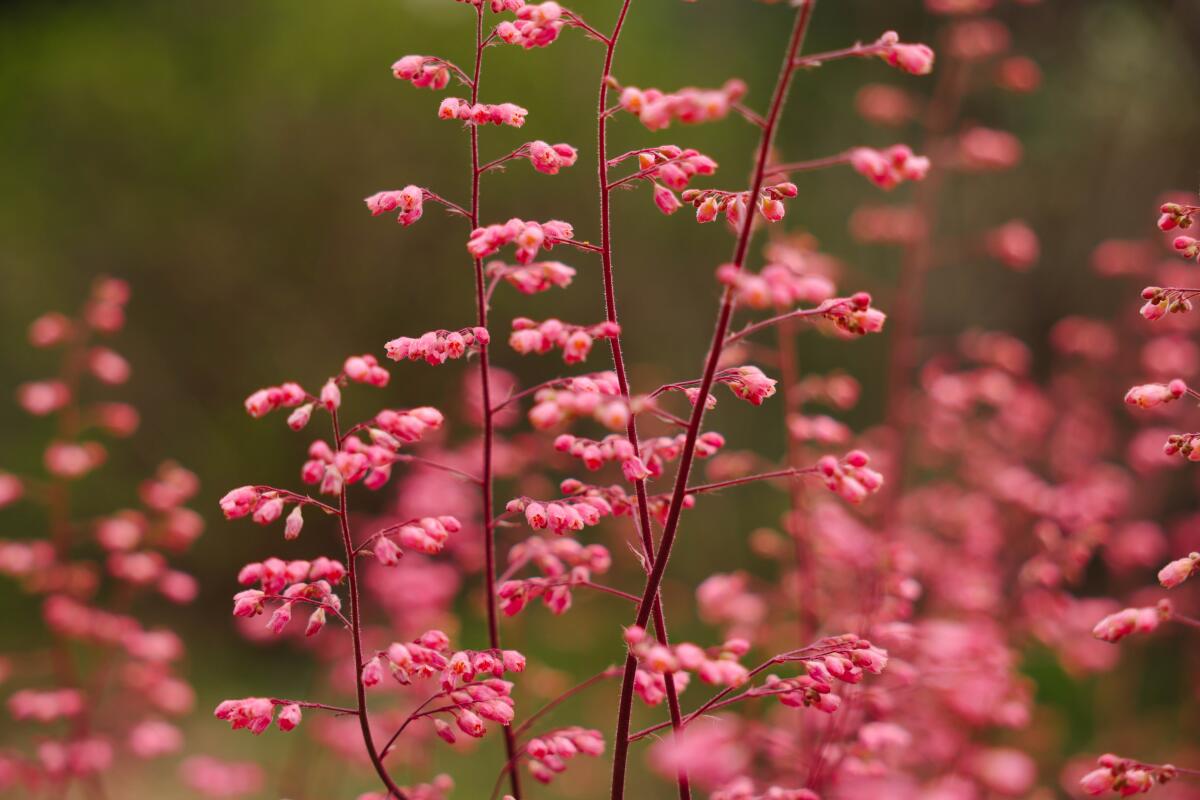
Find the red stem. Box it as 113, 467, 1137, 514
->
595, 1, 692, 797
468, 5, 523, 796
608, 4, 817, 797
331, 410, 409, 800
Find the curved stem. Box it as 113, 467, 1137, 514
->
467, 5, 523, 796
333, 411, 409, 800
608, 4, 817, 798
595, 1, 692, 798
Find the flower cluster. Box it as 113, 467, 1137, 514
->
496, 1, 565, 49
468, 217, 574, 262
527, 372, 629, 431
714, 366, 778, 406
1080, 755, 1178, 796
439, 97, 528, 127
0, 282, 205, 794
1139, 286, 1197, 320
365, 186, 425, 225
1091, 600, 1171, 643
385, 327, 490, 365
232, 556, 346, 636
487, 259, 575, 294
626, 626, 751, 703
618, 79, 747, 131
523, 727, 605, 784
498, 535, 612, 615
553, 430, 725, 482
508, 317, 621, 364
848, 144, 931, 189
524, 140, 578, 174
815, 449, 884, 504
506, 492, 614, 535
391, 55, 452, 90
213, 699, 302, 735
716, 262, 835, 310
820, 291, 888, 336
684, 182, 799, 225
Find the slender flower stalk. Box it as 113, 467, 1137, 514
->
608, 3, 818, 796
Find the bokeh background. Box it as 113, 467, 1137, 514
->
3, 0, 1200, 796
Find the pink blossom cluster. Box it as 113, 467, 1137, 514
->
618, 79, 748, 131
625, 625, 751, 698
391, 55, 452, 90
714, 366, 778, 406
508, 317, 621, 364
468, 217, 574, 262
815, 449, 884, 504
524, 140, 578, 174
716, 262, 835, 310
499, 535, 612, 615
684, 182, 799, 225
385, 327, 490, 365
1091, 600, 1171, 643
523, 727, 605, 783
527, 371, 629, 431
1139, 286, 1196, 320
554, 430, 725, 482
439, 97, 527, 127
487, 259, 575, 294
849, 144, 931, 189
365, 185, 425, 225
506, 492, 614, 535
1080, 754, 1178, 796
213, 698, 302, 735
0, 282, 205, 795
496, 2, 565, 49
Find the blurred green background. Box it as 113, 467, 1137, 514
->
2, 0, 1200, 796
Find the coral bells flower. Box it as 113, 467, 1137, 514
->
715, 366, 778, 406
391, 55, 451, 90
364, 185, 425, 225
618, 79, 747, 130
468, 218, 574, 263
848, 145, 930, 190
524, 727, 605, 784
816, 450, 884, 504
526, 140, 578, 174
1079, 755, 1178, 796
439, 97, 528, 127
683, 184, 797, 225
385, 327, 490, 365
822, 292, 887, 336
243, 382, 307, 419
213, 698, 277, 735
508, 318, 620, 364
1139, 286, 1194, 320
1091, 600, 1171, 643
1173, 235, 1200, 262
1158, 552, 1199, 588
486, 260, 575, 294
1158, 201, 1197, 231
343, 354, 390, 387
1124, 379, 1188, 409
876, 31, 936, 75
496, 2, 565, 49
219, 486, 260, 520
17, 380, 70, 416
507, 495, 613, 536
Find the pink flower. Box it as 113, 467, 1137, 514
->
364, 185, 425, 225
219, 486, 260, 519
275, 703, 302, 732
876, 31, 936, 75
1157, 553, 1199, 588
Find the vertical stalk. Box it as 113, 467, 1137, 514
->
332, 410, 409, 800
467, 5, 523, 797
595, 1, 691, 798
608, 3, 817, 797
